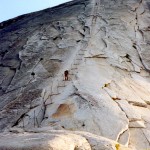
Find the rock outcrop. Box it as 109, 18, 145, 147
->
0, 128, 132, 150
0, 0, 150, 149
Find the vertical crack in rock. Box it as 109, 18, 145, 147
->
103, 86, 130, 142
118, 129, 130, 146
133, 0, 150, 72
142, 129, 150, 146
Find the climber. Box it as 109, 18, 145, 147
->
64, 70, 69, 81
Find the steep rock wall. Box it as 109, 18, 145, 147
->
0, 0, 150, 149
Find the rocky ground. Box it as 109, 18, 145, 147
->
0, 0, 150, 149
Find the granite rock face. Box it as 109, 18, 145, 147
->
0, 0, 150, 149
0, 129, 132, 150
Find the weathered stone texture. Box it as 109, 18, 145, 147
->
0, 0, 150, 149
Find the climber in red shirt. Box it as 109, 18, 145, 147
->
64, 70, 69, 81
